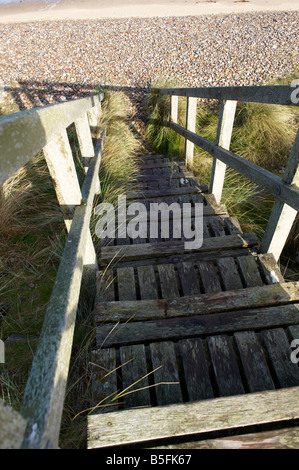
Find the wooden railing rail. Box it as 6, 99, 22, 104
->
153, 85, 299, 261
157, 85, 297, 105
0, 92, 104, 448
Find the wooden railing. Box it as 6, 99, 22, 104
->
153, 85, 299, 261
0, 92, 105, 448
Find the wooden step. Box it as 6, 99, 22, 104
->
94, 281, 299, 322
95, 252, 284, 314
137, 176, 202, 190
88, 386, 299, 448
95, 253, 283, 304
127, 185, 208, 200
96, 303, 299, 348
137, 172, 195, 181
138, 153, 178, 161
102, 248, 257, 269
91, 323, 299, 420
124, 204, 228, 220
138, 161, 184, 170
100, 233, 258, 263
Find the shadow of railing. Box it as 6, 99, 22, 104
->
4, 79, 150, 151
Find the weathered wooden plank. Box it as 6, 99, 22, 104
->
151, 426, 299, 449
94, 281, 299, 323
237, 255, 264, 287
197, 261, 222, 294
117, 267, 136, 301
137, 265, 159, 300
116, 231, 131, 246
157, 264, 180, 298
0, 399, 27, 449
202, 220, 211, 239
127, 185, 207, 200
95, 269, 115, 302
177, 262, 201, 296
207, 335, 245, 396
234, 331, 275, 392
88, 386, 299, 448
140, 192, 206, 208
100, 233, 258, 263
258, 253, 284, 284
90, 349, 119, 414
148, 218, 163, 243
178, 338, 214, 401
156, 85, 298, 106
137, 173, 194, 182
261, 328, 299, 388
96, 304, 299, 347
217, 257, 243, 290
119, 345, 151, 408
100, 247, 254, 269
208, 217, 226, 237
138, 161, 181, 170
157, 178, 169, 190
138, 179, 158, 191
150, 342, 182, 405
126, 204, 228, 222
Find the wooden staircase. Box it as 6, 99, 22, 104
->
87, 153, 299, 449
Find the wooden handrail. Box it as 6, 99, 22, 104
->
0, 93, 103, 187
0, 92, 104, 448
167, 121, 299, 212
153, 84, 299, 260
20, 131, 105, 449
154, 85, 299, 106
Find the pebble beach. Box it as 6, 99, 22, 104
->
0, 3, 298, 121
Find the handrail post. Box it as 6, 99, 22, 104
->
209, 99, 237, 204
43, 128, 98, 275
75, 112, 95, 173
43, 129, 82, 231
75, 111, 101, 194
260, 130, 299, 261
185, 96, 197, 168
88, 101, 102, 139
170, 95, 178, 124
